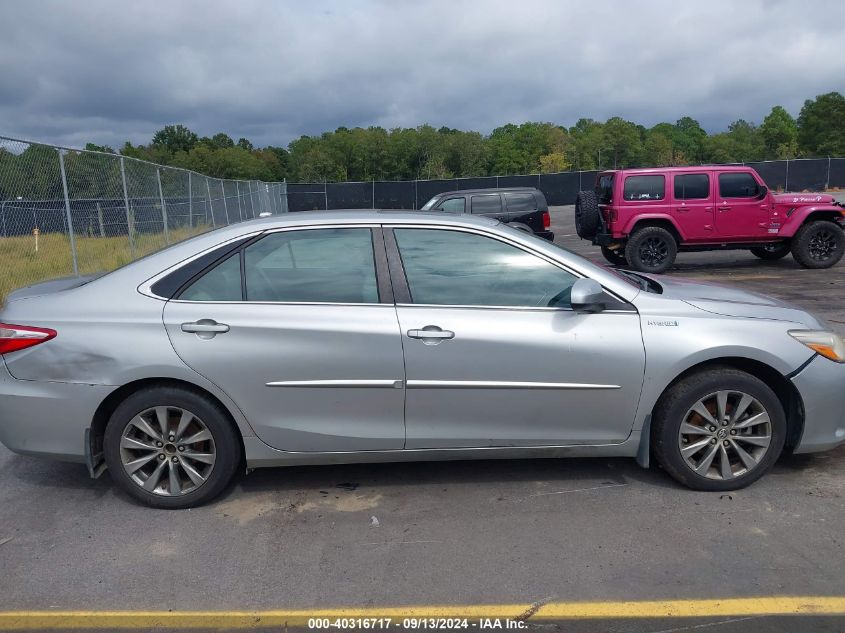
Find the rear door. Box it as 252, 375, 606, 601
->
163, 226, 406, 452
502, 191, 543, 231
715, 171, 770, 239
470, 193, 505, 221
671, 172, 715, 241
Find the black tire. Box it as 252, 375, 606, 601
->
790, 221, 845, 269
624, 226, 677, 274
574, 190, 601, 239
750, 243, 791, 260
651, 367, 786, 491
600, 245, 627, 266
104, 386, 241, 509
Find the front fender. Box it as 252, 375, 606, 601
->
778, 206, 845, 237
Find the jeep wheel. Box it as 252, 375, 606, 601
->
750, 243, 790, 260
601, 245, 627, 266
574, 191, 601, 240
625, 226, 677, 274
791, 221, 845, 269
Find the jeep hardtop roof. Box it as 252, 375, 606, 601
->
599, 165, 753, 175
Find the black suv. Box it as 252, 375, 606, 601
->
420, 187, 553, 240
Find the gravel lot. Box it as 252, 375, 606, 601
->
1, 204, 844, 630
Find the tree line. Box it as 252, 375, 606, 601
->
81, 90, 845, 183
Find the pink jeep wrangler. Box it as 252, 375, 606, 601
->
575, 165, 845, 273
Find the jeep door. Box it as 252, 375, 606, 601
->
386, 225, 645, 448
715, 171, 770, 238
671, 172, 715, 241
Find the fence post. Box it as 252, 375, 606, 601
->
372, 180, 375, 209
96, 202, 105, 237
205, 178, 216, 228
220, 180, 230, 224
827, 156, 832, 190
236, 181, 243, 221
57, 149, 79, 277
188, 171, 193, 229
119, 156, 136, 257
785, 157, 790, 192
1, 201, 6, 237
156, 167, 170, 244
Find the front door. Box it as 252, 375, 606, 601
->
715, 171, 769, 238
388, 226, 646, 448
671, 172, 715, 241
163, 226, 406, 452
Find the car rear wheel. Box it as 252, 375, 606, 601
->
651, 368, 786, 491
104, 386, 241, 509
791, 220, 845, 269
574, 191, 601, 240
600, 245, 627, 266
624, 226, 677, 274
750, 243, 791, 260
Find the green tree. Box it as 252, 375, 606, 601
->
151, 125, 198, 154
797, 92, 845, 156
760, 106, 798, 159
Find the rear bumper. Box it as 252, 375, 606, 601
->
0, 357, 114, 463
790, 355, 845, 453
536, 230, 555, 241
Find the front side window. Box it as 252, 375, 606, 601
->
394, 228, 577, 308
719, 172, 761, 198
623, 175, 665, 201
470, 195, 503, 214
436, 197, 466, 213
504, 193, 537, 212
674, 174, 710, 200
244, 228, 378, 303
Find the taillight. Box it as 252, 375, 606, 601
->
542, 211, 551, 230
0, 323, 57, 355
605, 209, 618, 223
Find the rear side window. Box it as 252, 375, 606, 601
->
623, 175, 665, 201
244, 228, 378, 303
470, 195, 503, 214
503, 193, 537, 212
436, 197, 465, 213
596, 174, 614, 204
719, 172, 761, 198
674, 174, 710, 200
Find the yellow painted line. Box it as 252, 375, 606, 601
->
2, 597, 845, 629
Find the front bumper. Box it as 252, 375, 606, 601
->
0, 357, 114, 463
790, 355, 845, 453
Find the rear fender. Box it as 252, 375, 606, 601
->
620, 214, 685, 241
778, 206, 845, 237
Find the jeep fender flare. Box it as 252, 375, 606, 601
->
621, 214, 686, 242
778, 206, 845, 237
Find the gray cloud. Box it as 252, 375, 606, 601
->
1, 0, 843, 149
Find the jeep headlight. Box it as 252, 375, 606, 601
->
789, 330, 845, 363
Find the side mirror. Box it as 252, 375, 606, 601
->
570, 278, 605, 313
756, 185, 768, 199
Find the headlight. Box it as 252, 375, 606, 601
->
788, 330, 845, 363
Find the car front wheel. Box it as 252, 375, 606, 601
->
791, 221, 845, 269
104, 386, 241, 509
651, 367, 786, 491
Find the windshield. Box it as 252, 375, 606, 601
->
420, 196, 439, 210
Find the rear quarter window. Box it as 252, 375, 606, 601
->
503, 193, 537, 212
623, 175, 665, 201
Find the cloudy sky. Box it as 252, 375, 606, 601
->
1, 0, 843, 149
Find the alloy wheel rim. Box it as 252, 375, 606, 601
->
678, 390, 772, 480
808, 230, 836, 261
639, 236, 668, 267
119, 406, 216, 496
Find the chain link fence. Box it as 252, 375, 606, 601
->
0, 135, 287, 301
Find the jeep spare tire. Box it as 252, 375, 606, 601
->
575, 191, 601, 240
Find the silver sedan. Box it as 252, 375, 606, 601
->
1, 211, 843, 508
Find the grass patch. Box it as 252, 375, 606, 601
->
1, 226, 208, 303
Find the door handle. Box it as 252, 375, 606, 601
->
718, 206, 731, 212
181, 319, 230, 338
407, 326, 455, 342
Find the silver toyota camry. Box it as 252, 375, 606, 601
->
1, 211, 843, 508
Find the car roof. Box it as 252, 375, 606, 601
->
429, 187, 541, 196
229, 209, 501, 230
601, 165, 752, 175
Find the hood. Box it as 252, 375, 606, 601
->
772, 192, 838, 207
3, 274, 104, 303
641, 274, 825, 329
